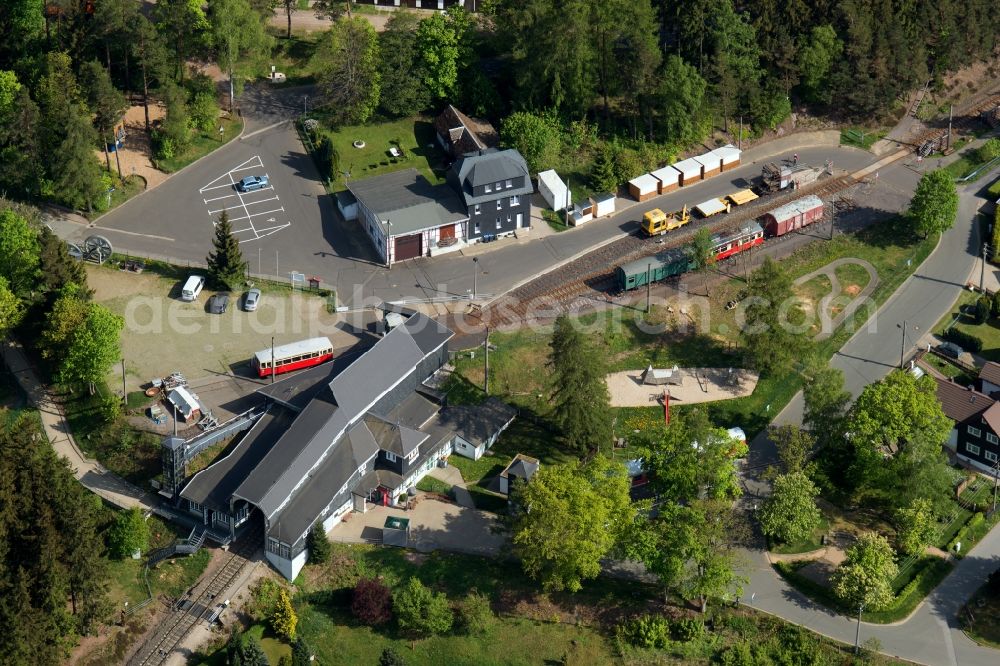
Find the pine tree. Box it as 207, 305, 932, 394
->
206, 210, 246, 289
590, 143, 617, 193
55, 104, 105, 212
548, 315, 612, 456
271, 588, 297, 641
307, 523, 330, 564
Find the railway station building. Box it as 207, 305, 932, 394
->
170, 309, 516, 580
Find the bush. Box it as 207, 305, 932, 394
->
456, 590, 495, 635
379, 647, 408, 666
107, 507, 149, 558
189, 92, 219, 134
975, 296, 991, 324
616, 614, 671, 649
393, 578, 453, 637
943, 327, 983, 352
151, 130, 175, 161
948, 512, 985, 554
671, 617, 705, 642
977, 137, 1000, 163
307, 524, 330, 564
249, 578, 282, 623
992, 289, 1000, 317
272, 588, 297, 640
351, 577, 393, 626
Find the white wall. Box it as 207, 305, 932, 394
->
452, 435, 484, 460
267, 548, 308, 581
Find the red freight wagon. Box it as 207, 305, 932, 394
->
762, 195, 824, 237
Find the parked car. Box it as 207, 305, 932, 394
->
243, 288, 261, 312
207, 293, 229, 314
937, 341, 964, 359
236, 175, 269, 192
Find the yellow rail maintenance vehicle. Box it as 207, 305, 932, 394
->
641, 205, 690, 236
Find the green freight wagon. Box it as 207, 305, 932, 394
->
616, 247, 694, 291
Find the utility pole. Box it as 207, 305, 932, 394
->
270, 336, 275, 384
898, 321, 917, 369
484, 326, 490, 396
993, 458, 999, 514
946, 105, 953, 152
981, 243, 988, 293
646, 263, 652, 314
738, 116, 743, 151
854, 604, 864, 654
830, 198, 836, 241
121, 358, 127, 405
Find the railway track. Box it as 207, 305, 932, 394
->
479, 91, 1000, 329
127, 532, 261, 666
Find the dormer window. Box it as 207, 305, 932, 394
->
505, 179, 512, 188
406, 449, 418, 463
484, 183, 492, 193
495, 181, 502, 191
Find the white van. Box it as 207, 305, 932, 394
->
181, 275, 206, 302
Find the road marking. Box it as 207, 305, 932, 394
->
227, 207, 285, 222
96, 227, 175, 242
198, 156, 263, 193
239, 223, 291, 241
240, 120, 291, 141
199, 155, 290, 242
240, 195, 280, 207
203, 193, 238, 204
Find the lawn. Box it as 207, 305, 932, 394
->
768, 517, 830, 555
833, 261, 871, 296
840, 127, 886, 151
263, 30, 323, 85
941, 144, 1000, 182
155, 116, 242, 173
934, 289, 1000, 361
962, 584, 1000, 649
415, 475, 452, 495
315, 115, 449, 189
921, 351, 975, 384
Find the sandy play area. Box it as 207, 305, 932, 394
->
605, 367, 759, 407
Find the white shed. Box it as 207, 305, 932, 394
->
693, 151, 722, 178
628, 173, 659, 202
537, 169, 570, 211
710, 144, 741, 171
651, 165, 681, 193
168, 386, 201, 421
592, 192, 616, 217
672, 158, 703, 186
571, 198, 594, 226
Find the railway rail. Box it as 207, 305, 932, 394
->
126, 532, 261, 666
479, 92, 1000, 329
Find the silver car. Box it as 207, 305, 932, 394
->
243, 288, 261, 312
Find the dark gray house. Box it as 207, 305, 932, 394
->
448, 149, 533, 241
172, 309, 516, 580
934, 376, 1000, 473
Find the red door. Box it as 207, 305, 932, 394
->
440, 224, 456, 240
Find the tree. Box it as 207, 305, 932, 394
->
351, 577, 393, 626
314, 17, 380, 125
54, 104, 106, 212
977, 138, 1000, 163
415, 12, 460, 101
768, 424, 814, 475
377, 11, 430, 117
0, 87, 42, 197
507, 457, 632, 592
802, 365, 850, 439
228, 628, 270, 666
40, 288, 89, 364
759, 472, 822, 545
906, 170, 958, 238
656, 54, 707, 145
393, 578, 453, 637
132, 13, 169, 132
831, 532, 898, 611
208, 0, 274, 111
895, 497, 936, 556
378, 647, 408, 666
271, 588, 297, 640
291, 637, 313, 666
797, 25, 843, 104
0, 209, 41, 297
590, 143, 618, 192
0, 276, 23, 335
0, 71, 20, 117
312, 0, 347, 21
455, 590, 495, 635
107, 507, 150, 558
155, 0, 211, 80
689, 226, 717, 296
189, 91, 220, 133
81, 60, 128, 174
741, 257, 811, 376
206, 210, 247, 289
499, 111, 560, 175
57, 302, 125, 390
279, 0, 297, 39
307, 523, 330, 564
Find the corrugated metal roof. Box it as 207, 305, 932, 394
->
766, 195, 824, 224
628, 173, 659, 193
618, 246, 693, 277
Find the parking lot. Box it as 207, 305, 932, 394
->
200, 155, 290, 242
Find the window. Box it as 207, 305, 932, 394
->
505, 179, 512, 189
968, 425, 982, 437
188, 500, 202, 513
385, 451, 398, 462
496, 216, 502, 229
986, 450, 999, 463
484, 183, 492, 193
510, 195, 519, 206
989, 433, 999, 445
474, 222, 480, 234
495, 181, 502, 191
967, 443, 981, 456
496, 199, 502, 210
215, 512, 230, 525
474, 204, 481, 215
406, 449, 419, 463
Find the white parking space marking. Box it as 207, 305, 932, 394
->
198, 155, 290, 242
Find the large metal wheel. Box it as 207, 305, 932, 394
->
83, 235, 113, 264
66, 242, 84, 260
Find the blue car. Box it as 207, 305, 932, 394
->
236, 175, 269, 192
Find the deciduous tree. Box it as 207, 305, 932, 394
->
0, 209, 41, 297
759, 472, 822, 545
314, 17, 380, 125
831, 532, 898, 611
415, 12, 460, 101
271, 588, 297, 640
393, 578, 453, 637
741, 257, 811, 376
802, 365, 850, 439
895, 497, 936, 556
507, 457, 631, 592
57, 302, 124, 390
209, 0, 273, 111
206, 210, 247, 289
351, 577, 392, 626
155, 0, 211, 80
906, 170, 958, 238
500, 111, 560, 175
0, 277, 22, 335
768, 424, 814, 475
547, 315, 612, 455
107, 507, 150, 558
377, 12, 430, 118
655, 55, 707, 145
797, 25, 843, 104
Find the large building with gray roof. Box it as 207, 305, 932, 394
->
172, 310, 516, 580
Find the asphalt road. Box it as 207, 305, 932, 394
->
53, 89, 877, 309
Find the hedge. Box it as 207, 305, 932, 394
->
993, 205, 1000, 263
947, 512, 985, 556
944, 327, 983, 352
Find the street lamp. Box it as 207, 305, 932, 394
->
472, 257, 479, 301
854, 603, 864, 654
385, 219, 392, 269
897, 321, 918, 369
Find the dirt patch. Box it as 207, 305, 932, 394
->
844, 284, 861, 296
93, 102, 168, 191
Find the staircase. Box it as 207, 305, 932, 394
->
147, 526, 205, 567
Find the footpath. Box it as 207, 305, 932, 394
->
1, 339, 156, 512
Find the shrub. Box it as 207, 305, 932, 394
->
351, 577, 393, 626
393, 578, 453, 637
107, 507, 149, 558
249, 578, 282, 623
977, 137, 1000, 163
671, 617, 705, 642
307, 524, 330, 564
992, 289, 1000, 317
975, 296, 991, 324
188, 92, 219, 134
272, 588, 297, 640
992, 206, 1000, 263
943, 327, 983, 352
379, 647, 408, 666
291, 637, 313, 666
151, 130, 175, 161
456, 590, 495, 635
717, 642, 755, 666
616, 614, 671, 649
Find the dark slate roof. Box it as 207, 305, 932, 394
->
234, 313, 453, 527
980, 361, 1000, 388
373, 391, 441, 430
436, 397, 517, 446
345, 168, 468, 237
934, 376, 994, 423
450, 149, 534, 207
433, 105, 498, 156
362, 415, 427, 457
501, 453, 540, 481
180, 408, 293, 512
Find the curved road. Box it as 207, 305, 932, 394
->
744, 162, 1000, 666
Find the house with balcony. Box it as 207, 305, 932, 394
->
170, 308, 516, 580
934, 376, 1000, 473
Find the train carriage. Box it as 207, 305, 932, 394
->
761, 195, 824, 237
616, 247, 695, 291
711, 222, 765, 262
